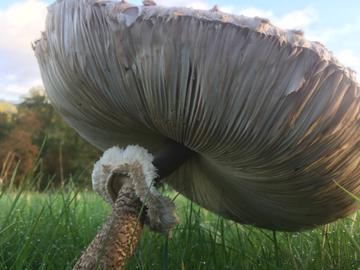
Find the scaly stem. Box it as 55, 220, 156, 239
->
73, 182, 143, 270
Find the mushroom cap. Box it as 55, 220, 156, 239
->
34, 0, 360, 231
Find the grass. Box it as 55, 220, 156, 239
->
0, 188, 360, 270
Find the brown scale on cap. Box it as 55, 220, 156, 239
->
210, 5, 220, 12
143, 0, 156, 6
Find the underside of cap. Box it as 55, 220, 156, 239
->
34, 0, 360, 231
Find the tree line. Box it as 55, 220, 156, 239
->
0, 88, 100, 190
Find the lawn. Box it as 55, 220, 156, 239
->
0, 188, 359, 270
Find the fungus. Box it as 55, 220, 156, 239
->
34, 0, 360, 269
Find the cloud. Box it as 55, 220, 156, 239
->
237, 6, 318, 30
306, 24, 355, 44
274, 7, 318, 30
336, 49, 360, 79
0, 0, 47, 102
237, 7, 273, 19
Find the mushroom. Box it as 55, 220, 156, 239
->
34, 0, 360, 269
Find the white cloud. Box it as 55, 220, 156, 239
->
335, 49, 360, 80
0, 0, 46, 51
0, 0, 47, 101
237, 7, 273, 19
275, 7, 317, 30
237, 6, 317, 30
307, 24, 355, 44
0, 76, 43, 101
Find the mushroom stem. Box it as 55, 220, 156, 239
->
73, 182, 144, 270
75, 144, 187, 269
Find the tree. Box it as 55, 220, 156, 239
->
0, 87, 100, 189
0, 112, 13, 141
0, 127, 39, 186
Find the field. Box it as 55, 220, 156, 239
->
0, 188, 360, 270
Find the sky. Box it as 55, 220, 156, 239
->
1, 0, 360, 102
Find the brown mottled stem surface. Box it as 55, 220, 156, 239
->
73, 182, 144, 270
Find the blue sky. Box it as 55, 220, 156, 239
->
1, 0, 360, 102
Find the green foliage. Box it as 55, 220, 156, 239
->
0, 112, 14, 141
0, 189, 359, 270
0, 190, 108, 270
0, 88, 100, 189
